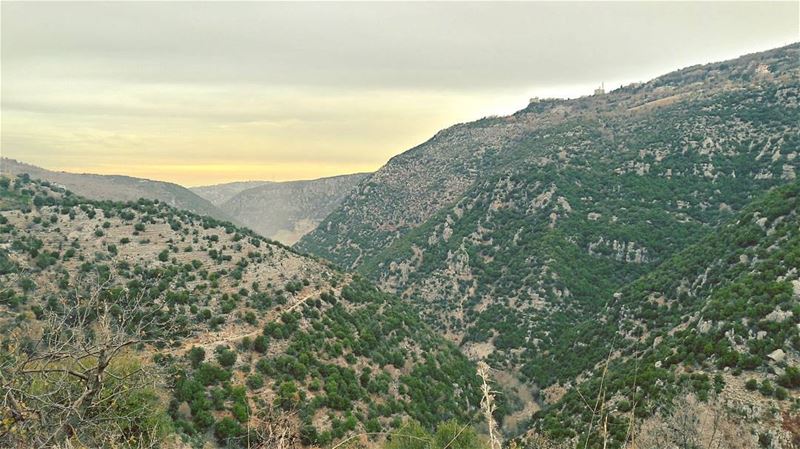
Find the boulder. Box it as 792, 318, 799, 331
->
767, 348, 786, 363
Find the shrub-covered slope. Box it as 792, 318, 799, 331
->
0, 176, 484, 449
528, 181, 800, 447
300, 43, 797, 375
1, 158, 233, 223
295, 42, 800, 447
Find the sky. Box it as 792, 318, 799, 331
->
1, 2, 798, 186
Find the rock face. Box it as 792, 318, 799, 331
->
0, 158, 233, 222
208, 173, 369, 244
768, 349, 786, 363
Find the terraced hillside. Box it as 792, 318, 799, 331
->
0, 176, 485, 449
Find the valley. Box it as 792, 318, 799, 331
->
1, 43, 799, 449
196, 173, 369, 245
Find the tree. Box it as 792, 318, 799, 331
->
253, 334, 269, 353
0, 275, 174, 448
276, 381, 301, 410
215, 346, 237, 368
636, 393, 739, 449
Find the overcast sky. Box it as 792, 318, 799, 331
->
2, 2, 798, 186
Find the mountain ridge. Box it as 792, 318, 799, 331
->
296, 42, 800, 268
191, 180, 274, 205
0, 158, 234, 223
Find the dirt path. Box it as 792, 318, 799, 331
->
175, 288, 321, 353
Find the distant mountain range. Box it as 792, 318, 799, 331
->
192, 173, 369, 244
0, 158, 368, 244
0, 158, 233, 222
191, 180, 273, 205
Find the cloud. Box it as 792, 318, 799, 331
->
2, 2, 798, 185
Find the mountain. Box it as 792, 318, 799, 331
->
191, 180, 273, 206
297, 43, 800, 269
207, 173, 370, 245
295, 43, 800, 444
0, 158, 233, 223
0, 176, 485, 449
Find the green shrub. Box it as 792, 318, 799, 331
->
759, 380, 774, 397
774, 386, 788, 400
777, 366, 800, 388
246, 373, 264, 390
214, 417, 243, 444
253, 335, 269, 353
215, 347, 237, 368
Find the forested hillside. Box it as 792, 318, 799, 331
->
2, 43, 799, 449
0, 176, 485, 449
295, 43, 800, 447
526, 182, 800, 447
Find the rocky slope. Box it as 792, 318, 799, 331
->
295, 43, 800, 446
212, 173, 369, 245
0, 158, 232, 222
297, 43, 800, 270
0, 176, 485, 449
527, 181, 800, 447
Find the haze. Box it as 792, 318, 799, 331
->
1, 1, 797, 186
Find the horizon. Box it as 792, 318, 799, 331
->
2, 2, 798, 186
